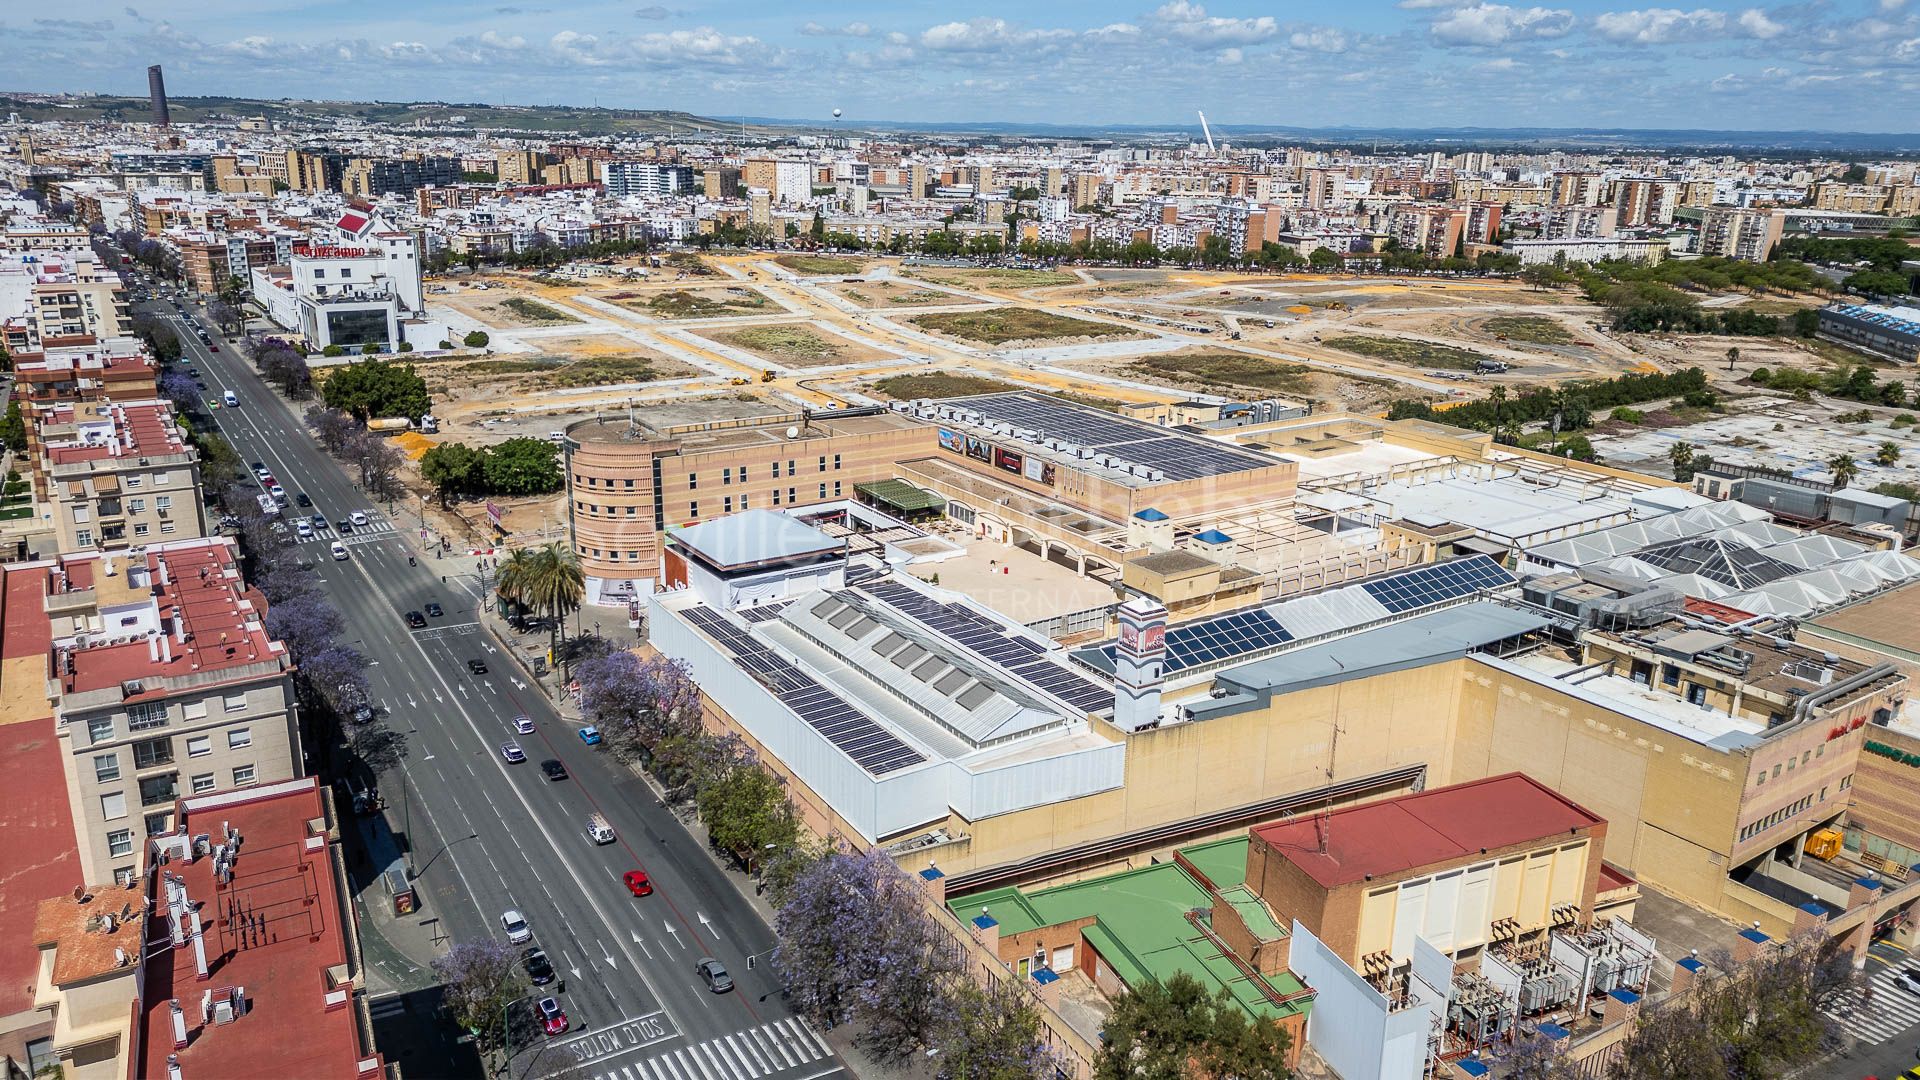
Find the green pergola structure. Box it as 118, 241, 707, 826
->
855, 478, 947, 520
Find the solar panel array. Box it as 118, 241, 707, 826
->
1359, 555, 1516, 613
954, 393, 1280, 482
740, 601, 793, 623
858, 580, 1114, 713
1086, 555, 1516, 676
683, 606, 925, 775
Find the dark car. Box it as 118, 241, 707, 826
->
467, 659, 488, 675
424, 602, 444, 617
336, 518, 354, 534
696, 957, 733, 993
522, 947, 555, 986
540, 759, 569, 782
295, 492, 312, 508
404, 611, 427, 629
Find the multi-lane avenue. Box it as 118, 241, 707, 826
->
152, 299, 840, 1080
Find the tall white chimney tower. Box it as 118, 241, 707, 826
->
1112, 596, 1168, 733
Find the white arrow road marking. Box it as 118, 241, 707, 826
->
697, 912, 718, 940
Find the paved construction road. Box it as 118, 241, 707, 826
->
152, 300, 838, 1080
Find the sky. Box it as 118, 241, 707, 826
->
0, 1, 1914, 132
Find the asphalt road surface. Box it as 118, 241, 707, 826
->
152, 299, 840, 1080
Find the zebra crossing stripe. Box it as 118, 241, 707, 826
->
685, 1047, 721, 1080
724, 1034, 764, 1077
800, 1020, 831, 1057
779, 1019, 820, 1061
646, 1057, 670, 1080
762, 1024, 799, 1069
746, 1027, 783, 1071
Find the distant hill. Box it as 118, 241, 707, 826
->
0, 94, 774, 136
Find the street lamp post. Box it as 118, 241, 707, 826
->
496, 994, 529, 1078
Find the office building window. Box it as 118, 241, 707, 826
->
146, 812, 172, 837
740, 497, 749, 511
723, 467, 732, 485
191, 773, 216, 794
224, 692, 247, 712
233, 764, 256, 786
689, 501, 698, 518
819, 483, 827, 499
107, 829, 133, 857
94, 753, 120, 783
834, 454, 842, 470
156, 496, 171, 511
787, 460, 795, 477
227, 728, 251, 750
128, 702, 168, 730
723, 497, 732, 514
100, 792, 127, 821
834, 482, 842, 497
134, 523, 150, 537
689, 473, 697, 489
129, 498, 146, 513
88, 716, 115, 744
186, 735, 211, 758
818, 456, 827, 472
773, 489, 782, 505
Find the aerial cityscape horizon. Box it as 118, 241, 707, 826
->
3, 0, 1918, 131
5, 18, 1920, 1080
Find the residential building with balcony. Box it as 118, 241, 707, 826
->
9, 340, 156, 407
1697, 206, 1785, 261
30, 398, 203, 549
0, 254, 132, 357
0, 539, 300, 886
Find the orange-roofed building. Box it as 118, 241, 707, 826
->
132, 779, 386, 1080
29, 398, 204, 553
11, 340, 157, 408
0, 538, 301, 886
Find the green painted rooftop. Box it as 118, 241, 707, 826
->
953, 835, 1309, 1022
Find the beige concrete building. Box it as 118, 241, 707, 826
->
1698, 206, 1785, 261
31, 399, 203, 549
0, 540, 301, 886
28, 882, 144, 1080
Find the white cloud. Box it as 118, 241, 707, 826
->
1430, 3, 1575, 46
800, 21, 873, 38
918, 18, 1072, 52
1150, 1, 1278, 46
1218, 46, 1244, 64
1737, 8, 1784, 38
1288, 26, 1352, 52
1477, 55, 1519, 69
1593, 8, 1728, 43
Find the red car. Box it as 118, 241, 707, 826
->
536, 996, 568, 1037
623, 870, 653, 897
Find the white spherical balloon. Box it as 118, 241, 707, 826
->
832, 108, 843, 118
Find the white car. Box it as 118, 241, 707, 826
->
501, 909, 531, 944
330, 541, 349, 561
350, 510, 369, 527
1896, 967, 1920, 994
513, 716, 535, 734
294, 520, 314, 540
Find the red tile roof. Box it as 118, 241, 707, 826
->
0, 715, 84, 1015
136, 780, 380, 1080
1252, 773, 1605, 889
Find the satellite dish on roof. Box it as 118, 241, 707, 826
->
786, 426, 801, 439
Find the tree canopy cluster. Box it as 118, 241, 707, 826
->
319, 357, 430, 422
419, 438, 564, 502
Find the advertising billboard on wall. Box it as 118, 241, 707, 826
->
992, 446, 1024, 474
1023, 456, 1056, 486
964, 435, 993, 463
937, 428, 961, 453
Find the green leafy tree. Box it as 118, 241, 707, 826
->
1829, 453, 1859, 488
1095, 972, 1291, 1080
1560, 434, 1597, 462
697, 761, 799, 863
1307, 247, 1341, 270
1669, 441, 1696, 481
463, 330, 490, 348
0, 400, 25, 453
1844, 269, 1914, 298
320, 357, 430, 423
419, 442, 486, 505
481, 437, 563, 495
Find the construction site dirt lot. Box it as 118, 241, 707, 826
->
1062, 346, 1405, 412
416, 351, 697, 408
438, 392, 790, 446
771, 254, 871, 276
702, 323, 896, 368
820, 279, 982, 308
607, 286, 776, 320
906, 307, 1146, 347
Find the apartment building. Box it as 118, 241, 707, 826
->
20, 779, 385, 1080
1698, 206, 1785, 261
0, 223, 92, 254
169, 229, 295, 295
1608, 177, 1681, 226
1550, 171, 1607, 207
341, 154, 461, 197
1384, 204, 1467, 259
1542, 205, 1619, 240
0, 255, 132, 355
9, 341, 155, 407
285, 148, 349, 193
30, 399, 203, 548
0, 539, 300, 886
604, 161, 697, 198
496, 149, 544, 185
1811, 183, 1891, 214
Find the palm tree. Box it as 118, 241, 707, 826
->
522, 542, 584, 651
493, 548, 538, 620
1669, 441, 1695, 480
1878, 441, 1902, 467
1829, 453, 1859, 488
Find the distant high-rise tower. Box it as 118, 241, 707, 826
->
147, 65, 170, 127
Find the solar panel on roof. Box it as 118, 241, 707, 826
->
1087, 555, 1517, 676
682, 606, 925, 775
857, 581, 1113, 713
952, 393, 1279, 482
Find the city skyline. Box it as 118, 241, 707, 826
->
3, 0, 1915, 133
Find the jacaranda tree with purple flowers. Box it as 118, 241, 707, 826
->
576, 651, 701, 758
773, 848, 960, 1067
933, 979, 1056, 1080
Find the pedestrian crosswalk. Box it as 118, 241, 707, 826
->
1824, 961, 1920, 1044
589, 1018, 835, 1080
296, 517, 398, 545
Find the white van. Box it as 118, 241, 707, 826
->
585, 813, 616, 845
223, 390, 238, 408
330, 541, 349, 561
